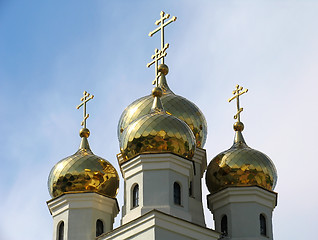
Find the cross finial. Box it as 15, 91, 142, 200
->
76, 91, 94, 129
228, 85, 248, 122
148, 11, 177, 64
147, 44, 169, 86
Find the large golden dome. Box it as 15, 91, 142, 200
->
206, 124, 277, 194
120, 86, 196, 162
118, 64, 207, 148
48, 129, 119, 198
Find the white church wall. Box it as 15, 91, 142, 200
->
120, 153, 194, 225
47, 193, 119, 240
208, 186, 277, 240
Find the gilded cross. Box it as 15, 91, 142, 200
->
228, 85, 248, 122
76, 91, 94, 128
147, 44, 169, 86
149, 11, 177, 64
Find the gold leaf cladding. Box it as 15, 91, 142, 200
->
48, 149, 119, 198
120, 113, 196, 163
118, 92, 207, 148
206, 144, 277, 194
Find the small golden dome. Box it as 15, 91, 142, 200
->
120, 111, 196, 162
206, 128, 277, 194
48, 132, 119, 198
118, 69, 207, 148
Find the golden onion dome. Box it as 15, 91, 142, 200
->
48, 128, 119, 198
119, 86, 196, 162
206, 122, 277, 194
118, 64, 207, 148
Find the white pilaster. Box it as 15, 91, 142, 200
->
47, 192, 119, 240
207, 186, 277, 240
189, 147, 207, 226
192, 147, 207, 177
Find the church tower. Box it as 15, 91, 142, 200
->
47, 91, 120, 240
94, 11, 219, 240
205, 85, 278, 240
116, 11, 207, 227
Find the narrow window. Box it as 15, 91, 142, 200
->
132, 184, 139, 208
58, 221, 64, 240
174, 182, 181, 205
96, 219, 104, 237
189, 181, 193, 197
221, 215, 228, 236
260, 214, 267, 236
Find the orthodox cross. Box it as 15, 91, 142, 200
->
228, 85, 248, 122
76, 91, 94, 128
148, 11, 177, 64
147, 44, 169, 86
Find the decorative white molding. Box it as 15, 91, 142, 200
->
100, 210, 220, 240
121, 153, 194, 180
208, 186, 277, 210
48, 192, 119, 217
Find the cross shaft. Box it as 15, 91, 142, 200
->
147, 44, 169, 86
76, 91, 94, 128
228, 85, 248, 122
148, 11, 176, 64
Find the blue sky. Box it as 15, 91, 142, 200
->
1, 1, 317, 239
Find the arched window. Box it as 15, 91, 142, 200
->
58, 221, 64, 240
96, 219, 104, 237
260, 214, 267, 236
189, 181, 193, 197
221, 215, 228, 236
132, 184, 139, 208
174, 182, 181, 205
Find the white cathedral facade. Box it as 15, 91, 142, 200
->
46, 11, 278, 240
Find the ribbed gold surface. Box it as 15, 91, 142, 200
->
206, 141, 277, 194
120, 112, 196, 162
48, 148, 119, 198
118, 93, 207, 148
